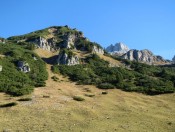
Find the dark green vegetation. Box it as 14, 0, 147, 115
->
0, 43, 48, 96
73, 96, 85, 101
1, 25, 175, 96
18, 97, 32, 101
52, 54, 175, 95
0, 102, 17, 108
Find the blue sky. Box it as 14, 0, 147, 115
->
0, 0, 175, 59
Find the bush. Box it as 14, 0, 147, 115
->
102, 91, 108, 95
18, 97, 32, 101
98, 83, 115, 89
0, 102, 18, 108
0, 43, 48, 96
73, 96, 85, 101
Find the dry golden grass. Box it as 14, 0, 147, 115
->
34, 49, 59, 58
99, 54, 123, 67
0, 51, 175, 131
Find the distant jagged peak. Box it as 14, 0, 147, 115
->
106, 42, 129, 55
172, 55, 175, 63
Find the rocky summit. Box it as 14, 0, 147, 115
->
121, 49, 169, 65
7, 26, 104, 65
106, 42, 129, 56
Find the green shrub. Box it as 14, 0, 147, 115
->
0, 102, 18, 108
73, 96, 85, 101
0, 43, 48, 96
18, 97, 32, 101
102, 91, 108, 95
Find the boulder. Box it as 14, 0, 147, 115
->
17, 61, 30, 73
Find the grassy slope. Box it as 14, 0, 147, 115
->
0, 50, 175, 132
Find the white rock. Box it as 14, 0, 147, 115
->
122, 49, 167, 64
0, 65, 2, 72
92, 46, 104, 54
57, 52, 79, 65
17, 61, 30, 73
106, 42, 129, 55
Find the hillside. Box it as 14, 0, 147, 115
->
0, 25, 175, 131
0, 62, 175, 131
0, 26, 175, 96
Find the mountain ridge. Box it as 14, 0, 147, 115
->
0, 25, 175, 96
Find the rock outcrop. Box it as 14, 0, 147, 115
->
122, 49, 168, 65
106, 42, 129, 56
57, 52, 79, 65
27, 37, 57, 51
172, 56, 175, 64
0, 65, 2, 72
92, 45, 104, 54
0, 38, 6, 43
63, 34, 76, 49
17, 61, 31, 73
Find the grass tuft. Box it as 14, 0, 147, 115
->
84, 93, 95, 97
73, 96, 85, 101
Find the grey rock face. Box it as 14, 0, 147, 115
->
28, 37, 57, 51
62, 34, 76, 49
0, 65, 2, 72
57, 52, 79, 65
0, 38, 5, 44
122, 49, 167, 64
92, 45, 104, 54
17, 61, 31, 73
106, 42, 129, 55
172, 56, 175, 63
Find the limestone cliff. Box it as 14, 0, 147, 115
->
92, 45, 104, 54
57, 51, 79, 65
27, 37, 57, 51
122, 49, 168, 65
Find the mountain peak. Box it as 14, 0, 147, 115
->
172, 55, 175, 63
106, 42, 129, 55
